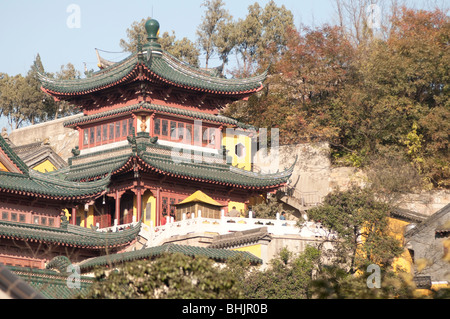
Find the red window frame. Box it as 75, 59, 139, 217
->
81, 117, 134, 149
109, 122, 115, 141
102, 124, 108, 142
152, 116, 219, 149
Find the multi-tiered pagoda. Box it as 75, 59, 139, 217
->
34, 18, 293, 230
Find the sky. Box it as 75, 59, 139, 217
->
0, 0, 336, 77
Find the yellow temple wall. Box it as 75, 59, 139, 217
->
73, 205, 94, 228
86, 206, 94, 228
32, 160, 57, 173
143, 192, 156, 227
388, 217, 413, 273
133, 196, 138, 223
222, 131, 252, 171
0, 160, 8, 172
129, 191, 156, 227
352, 217, 413, 278
232, 244, 262, 259
228, 201, 246, 217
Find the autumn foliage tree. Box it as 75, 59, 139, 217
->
224, 6, 449, 189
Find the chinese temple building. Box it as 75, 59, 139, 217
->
0, 132, 141, 269
0, 18, 293, 273
36, 18, 293, 230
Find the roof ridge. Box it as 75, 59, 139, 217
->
0, 134, 29, 175
64, 102, 254, 129
405, 203, 450, 238
29, 169, 111, 190
160, 51, 267, 85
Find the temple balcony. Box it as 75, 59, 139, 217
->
97, 212, 331, 248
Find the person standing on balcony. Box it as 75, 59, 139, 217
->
280, 211, 287, 226
228, 206, 240, 217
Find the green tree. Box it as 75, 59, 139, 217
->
159, 31, 200, 67
119, 17, 150, 53
251, 195, 294, 219
304, 187, 403, 275
0, 70, 47, 129
52, 63, 81, 119
119, 17, 200, 67
309, 264, 417, 299
230, 1, 294, 77
82, 253, 242, 299
26, 54, 56, 123
214, 17, 237, 72
196, 0, 232, 69
0, 54, 81, 129
239, 246, 321, 299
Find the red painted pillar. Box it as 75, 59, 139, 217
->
115, 190, 121, 225
150, 113, 155, 137
77, 126, 83, 150
156, 187, 161, 226
136, 188, 142, 222
71, 207, 77, 225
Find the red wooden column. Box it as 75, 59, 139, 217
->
132, 187, 144, 222
76, 126, 83, 150
149, 113, 155, 137
71, 207, 77, 225
156, 187, 161, 226
114, 190, 124, 225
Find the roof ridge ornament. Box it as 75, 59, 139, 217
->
143, 18, 162, 55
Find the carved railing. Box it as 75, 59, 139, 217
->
133, 212, 330, 247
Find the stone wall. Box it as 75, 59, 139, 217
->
255, 142, 331, 200
405, 204, 450, 282
397, 191, 450, 217
8, 114, 82, 161
254, 142, 449, 217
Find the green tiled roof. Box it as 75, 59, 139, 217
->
46, 256, 72, 273
0, 264, 45, 299
0, 134, 29, 174
63, 101, 255, 130
139, 150, 293, 189
59, 153, 131, 182
78, 243, 262, 271
0, 219, 141, 248
38, 50, 266, 96
0, 169, 110, 199
37, 54, 138, 95
0, 133, 110, 199
149, 52, 266, 94
7, 266, 93, 299
57, 139, 293, 189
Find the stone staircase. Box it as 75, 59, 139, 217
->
277, 186, 323, 212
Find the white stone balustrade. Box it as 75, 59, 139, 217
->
117, 212, 331, 247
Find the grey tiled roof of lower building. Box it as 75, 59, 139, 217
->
78, 243, 262, 271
